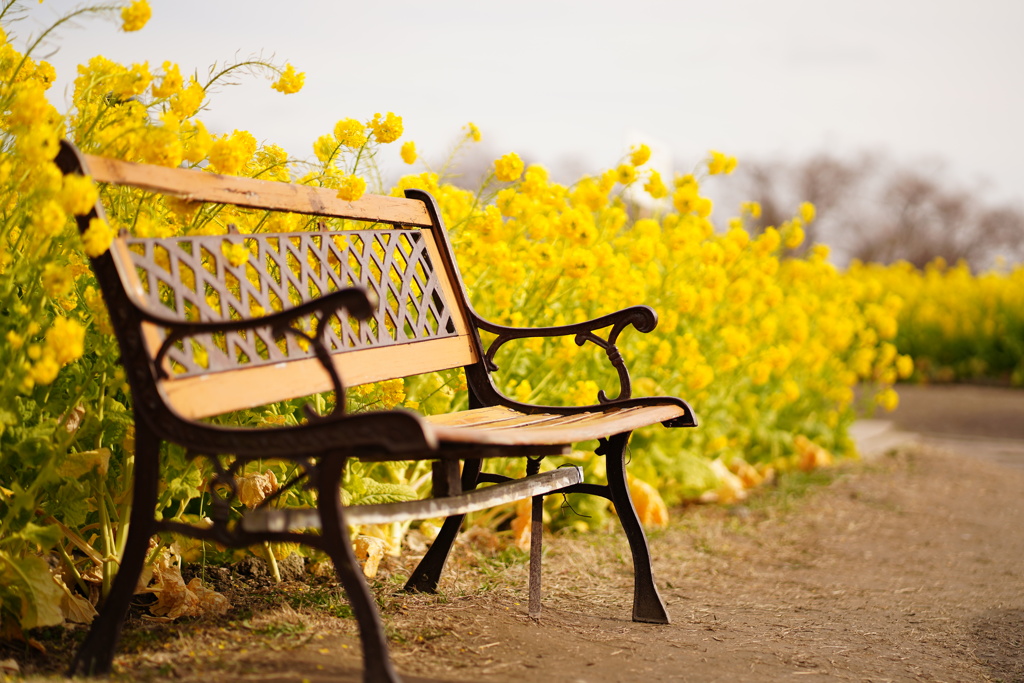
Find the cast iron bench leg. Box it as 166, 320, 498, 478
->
318, 458, 402, 683
600, 432, 671, 624
404, 459, 483, 593
68, 425, 161, 676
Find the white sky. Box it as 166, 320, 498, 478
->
17, 0, 1024, 207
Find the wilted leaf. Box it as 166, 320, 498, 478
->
703, 459, 747, 505
52, 570, 97, 624
186, 578, 229, 616
628, 476, 669, 527
796, 435, 834, 472
60, 590, 98, 624
729, 458, 765, 490
353, 535, 386, 579
236, 470, 279, 509
63, 405, 86, 434
510, 499, 533, 552
144, 549, 229, 620
57, 447, 111, 479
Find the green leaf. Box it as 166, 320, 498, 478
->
17, 522, 61, 551
47, 481, 91, 528
349, 479, 417, 506
0, 553, 64, 630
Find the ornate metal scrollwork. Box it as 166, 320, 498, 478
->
478, 305, 658, 405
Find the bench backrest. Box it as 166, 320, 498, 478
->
60, 144, 482, 420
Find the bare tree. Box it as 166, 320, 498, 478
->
728, 152, 1024, 270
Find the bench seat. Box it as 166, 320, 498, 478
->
425, 403, 691, 446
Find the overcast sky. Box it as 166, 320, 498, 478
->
20, 0, 1024, 207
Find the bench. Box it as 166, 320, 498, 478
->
56, 140, 697, 683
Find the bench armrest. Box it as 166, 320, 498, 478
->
474, 305, 658, 404
146, 286, 375, 418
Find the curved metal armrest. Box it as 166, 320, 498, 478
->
474, 305, 658, 403
148, 286, 376, 419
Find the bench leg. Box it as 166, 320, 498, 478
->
600, 432, 671, 624
528, 492, 544, 618
67, 425, 160, 676
404, 459, 482, 593
318, 458, 401, 683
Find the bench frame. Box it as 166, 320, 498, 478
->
56, 140, 697, 683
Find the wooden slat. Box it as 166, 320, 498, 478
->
161, 334, 478, 419
423, 405, 519, 427
425, 404, 688, 446
82, 154, 433, 227
241, 466, 583, 532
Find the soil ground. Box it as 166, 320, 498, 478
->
6, 384, 1024, 682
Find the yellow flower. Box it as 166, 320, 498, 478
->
400, 141, 417, 165
170, 77, 205, 119
616, 163, 637, 185
630, 144, 651, 167
466, 122, 482, 142
82, 217, 115, 257
7, 80, 53, 128
493, 152, 524, 182
313, 134, 338, 163
45, 317, 86, 366
37, 200, 67, 238
15, 124, 59, 164
120, 0, 151, 32
748, 361, 772, 386
643, 170, 668, 199
42, 263, 72, 298
271, 64, 305, 94
221, 241, 250, 268
783, 220, 805, 249
369, 112, 403, 143
799, 201, 816, 223
564, 247, 597, 278
513, 379, 533, 403
687, 364, 714, 392
182, 119, 212, 164
876, 388, 899, 412
30, 354, 60, 385
6, 331, 23, 351
695, 196, 713, 218
334, 118, 368, 148
707, 150, 738, 175
741, 201, 762, 219
336, 174, 367, 202
208, 130, 257, 176
151, 61, 183, 98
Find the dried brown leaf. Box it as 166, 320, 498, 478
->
237, 470, 279, 509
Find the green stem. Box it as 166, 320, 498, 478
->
95, 475, 114, 598
56, 541, 89, 597
263, 542, 281, 583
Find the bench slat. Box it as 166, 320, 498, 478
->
425, 404, 688, 446
83, 154, 434, 227
161, 335, 478, 419
241, 466, 583, 532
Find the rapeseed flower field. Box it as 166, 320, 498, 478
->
1, 1, 1020, 633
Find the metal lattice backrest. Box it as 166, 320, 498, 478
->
61, 148, 480, 419
123, 228, 458, 378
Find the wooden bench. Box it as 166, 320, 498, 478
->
56, 140, 697, 683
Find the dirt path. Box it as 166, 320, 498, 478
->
14, 385, 1024, 682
